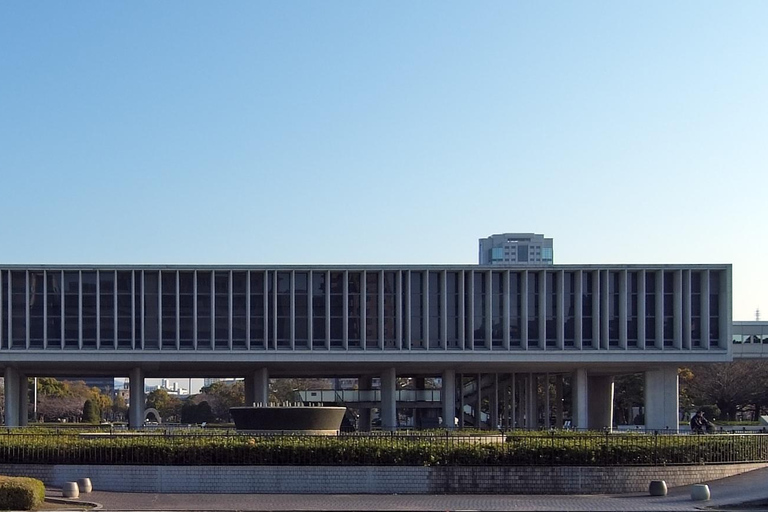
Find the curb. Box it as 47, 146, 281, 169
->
45, 495, 103, 510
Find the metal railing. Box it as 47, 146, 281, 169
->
0, 431, 766, 467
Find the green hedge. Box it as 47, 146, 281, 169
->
0, 476, 45, 510
0, 431, 766, 467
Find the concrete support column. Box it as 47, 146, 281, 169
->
441, 369, 456, 429
502, 374, 511, 429
358, 375, 373, 432
587, 375, 614, 431
526, 373, 537, 428
572, 368, 588, 430
644, 366, 679, 431
245, 368, 269, 406
458, 373, 465, 429
555, 375, 564, 428
515, 374, 525, 428
128, 367, 145, 429
509, 372, 516, 429
18, 375, 29, 426
701, 270, 710, 349
476, 373, 483, 428
380, 367, 397, 431
3, 367, 21, 427
543, 373, 551, 429
490, 374, 499, 429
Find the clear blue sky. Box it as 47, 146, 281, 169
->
1, 2, 766, 321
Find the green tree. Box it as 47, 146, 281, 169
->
198, 381, 245, 421
268, 378, 331, 404
36, 377, 69, 397
613, 374, 644, 425
146, 389, 182, 422
82, 399, 100, 423
181, 400, 216, 424
112, 393, 128, 421
88, 387, 112, 417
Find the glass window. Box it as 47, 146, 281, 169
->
99, 271, 115, 349
509, 272, 522, 348
82, 271, 99, 348
329, 272, 344, 349
29, 272, 44, 348
546, 272, 557, 348
232, 271, 247, 350
10, 271, 27, 349
428, 271, 441, 349
645, 272, 657, 346
472, 272, 485, 349
691, 272, 702, 347
143, 271, 159, 350
383, 272, 398, 349
627, 272, 638, 347
312, 272, 327, 349
709, 271, 720, 347
0, 272, 7, 350
249, 272, 266, 350
63, 271, 79, 349
582, 272, 593, 345
116, 271, 133, 349
608, 272, 620, 347
214, 271, 230, 350
564, 272, 575, 347
492, 272, 503, 348
663, 271, 674, 347
293, 272, 309, 350
161, 271, 177, 349
410, 272, 423, 349
348, 272, 362, 349
366, 272, 380, 349
179, 272, 194, 349
196, 271, 212, 349
527, 272, 539, 346
47, 271, 63, 349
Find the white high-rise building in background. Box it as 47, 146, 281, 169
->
479, 233, 554, 265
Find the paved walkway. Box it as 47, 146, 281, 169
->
48, 467, 768, 511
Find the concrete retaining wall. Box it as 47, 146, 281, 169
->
0, 463, 765, 494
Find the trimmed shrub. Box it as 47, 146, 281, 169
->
0, 430, 766, 467
83, 400, 101, 424
0, 476, 45, 510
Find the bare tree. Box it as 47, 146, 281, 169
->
686, 361, 768, 421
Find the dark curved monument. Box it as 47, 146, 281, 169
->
230, 406, 346, 433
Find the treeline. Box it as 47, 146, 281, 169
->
614, 360, 768, 424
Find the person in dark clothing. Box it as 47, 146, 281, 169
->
690, 411, 711, 434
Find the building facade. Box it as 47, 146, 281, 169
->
1, 264, 732, 431
479, 233, 554, 265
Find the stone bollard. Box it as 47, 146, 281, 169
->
691, 484, 711, 501
62, 482, 79, 499
77, 478, 92, 493
649, 480, 668, 496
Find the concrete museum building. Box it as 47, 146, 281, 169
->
0, 264, 732, 431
